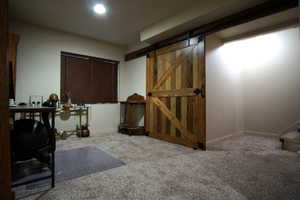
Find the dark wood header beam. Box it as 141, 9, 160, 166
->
0, 0, 15, 199
125, 0, 298, 61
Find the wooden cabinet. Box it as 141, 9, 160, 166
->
119, 93, 146, 135
7, 33, 19, 99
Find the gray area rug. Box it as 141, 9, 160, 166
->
25, 146, 125, 189
13, 134, 300, 200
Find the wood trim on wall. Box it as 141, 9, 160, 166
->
125, 0, 298, 61
61, 51, 120, 65
0, 0, 15, 199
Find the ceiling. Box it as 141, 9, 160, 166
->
9, 0, 199, 46
139, 0, 269, 43
216, 8, 299, 41
9, 0, 299, 47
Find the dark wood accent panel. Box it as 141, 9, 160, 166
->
64, 56, 91, 104
61, 52, 119, 104
61, 51, 119, 65
7, 33, 20, 99
125, 0, 298, 61
0, 0, 15, 199
60, 54, 67, 102
90, 60, 118, 103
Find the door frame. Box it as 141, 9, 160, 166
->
145, 37, 206, 149
0, 0, 15, 199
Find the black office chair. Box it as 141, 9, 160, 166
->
11, 110, 56, 187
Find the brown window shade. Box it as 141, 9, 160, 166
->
61, 52, 118, 104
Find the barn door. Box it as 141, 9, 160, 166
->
146, 37, 206, 149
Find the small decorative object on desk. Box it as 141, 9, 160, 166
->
119, 93, 146, 136
49, 93, 59, 106
29, 95, 44, 106
42, 93, 59, 108
9, 98, 16, 107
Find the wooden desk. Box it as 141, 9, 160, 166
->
10, 106, 56, 129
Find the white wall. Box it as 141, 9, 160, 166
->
121, 43, 148, 99
206, 35, 244, 142
10, 21, 126, 135
120, 57, 147, 100
242, 27, 300, 135
218, 27, 300, 136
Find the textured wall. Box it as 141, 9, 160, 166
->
241, 27, 300, 134
217, 27, 300, 135
206, 35, 244, 142
120, 56, 147, 100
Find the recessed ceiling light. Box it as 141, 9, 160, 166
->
93, 4, 106, 15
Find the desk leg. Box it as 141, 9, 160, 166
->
51, 111, 55, 129
86, 107, 89, 127
51, 110, 55, 188
51, 151, 55, 188
79, 109, 82, 137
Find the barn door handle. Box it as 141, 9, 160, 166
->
193, 86, 205, 98
193, 88, 201, 96
201, 84, 205, 98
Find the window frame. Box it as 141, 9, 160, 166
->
60, 51, 119, 104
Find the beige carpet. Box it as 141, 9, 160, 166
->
14, 133, 300, 200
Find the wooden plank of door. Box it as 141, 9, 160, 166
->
153, 46, 194, 90
175, 53, 182, 137
192, 42, 200, 138
198, 41, 206, 148
154, 40, 189, 57
170, 97, 176, 136
157, 56, 166, 135
193, 44, 200, 88
181, 97, 188, 129
146, 56, 154, 133
163, 53, 172, 136
170, 53, 177, 136
180, 49, 188, 130
149, 101, 154, 135
192, 40, 205, 149
150, 88, 197, 97
151, 132, 195, 148
151, 97, 195, 142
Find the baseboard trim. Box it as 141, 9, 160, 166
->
280, 120, 300, 135
244, 130, 279, 138
90, 128, 119, 136
207, 131, 244, 145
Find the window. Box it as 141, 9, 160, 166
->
60, 52, 118, 104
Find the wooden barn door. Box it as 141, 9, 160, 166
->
146, 37, 206, 149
